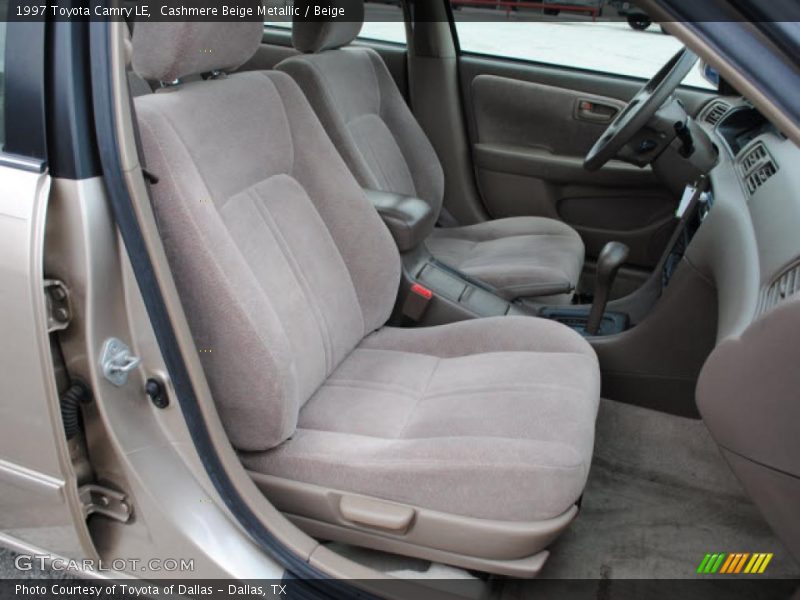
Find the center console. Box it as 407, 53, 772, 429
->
541, 241, 631, 336
400, 248, 529, 323
368, 183, 717, 414
367, 182, 713, 340
364, 188, 530, 324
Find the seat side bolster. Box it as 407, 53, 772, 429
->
276, 56, 381, 191
134, 99, 301, 451
363, 48, 446, 216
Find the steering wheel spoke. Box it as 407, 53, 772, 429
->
584, 48, 698, 172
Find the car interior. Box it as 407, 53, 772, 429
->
104, 0, 800, 581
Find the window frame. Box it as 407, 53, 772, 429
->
1, 21, 47, 170
445, 4, 715, 92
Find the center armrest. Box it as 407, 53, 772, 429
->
363, 188, 436, 252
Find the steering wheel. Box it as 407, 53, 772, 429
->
584, 48, 699, 172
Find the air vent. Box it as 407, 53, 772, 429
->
740, 143, 767, 171
744, 163, 778, 195
759, 263, 800, 315
738, 143, 778, 196
703, 100, 730, 126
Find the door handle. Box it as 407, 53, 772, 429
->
575, 99, 619, 123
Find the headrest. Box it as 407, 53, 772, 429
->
132, 21, 263, 82
292, 0, 364, 53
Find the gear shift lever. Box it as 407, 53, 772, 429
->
586, 241, 629, 336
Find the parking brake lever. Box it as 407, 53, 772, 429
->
586, 242, 630, 336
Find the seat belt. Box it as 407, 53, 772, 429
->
122, 17, 158, 186
126, 91, 159, 186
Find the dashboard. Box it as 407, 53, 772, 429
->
716, 105, 781, 157
691, 95, 800, 563
684, 96, 800, 341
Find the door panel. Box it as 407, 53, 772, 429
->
459, 55, 713, 268
472, 75, 628, 158
460, 55, 711, 127
473, 144, 657, 188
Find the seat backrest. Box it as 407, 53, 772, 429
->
277, 3, 445, 218
131, 21, 401, 452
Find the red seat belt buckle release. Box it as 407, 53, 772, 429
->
403, 283, 433, 321
410, 283, 433, 300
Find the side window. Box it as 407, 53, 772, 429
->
360, 1, 406, 45
266, 0, 407, 46
450, 1, 711, 89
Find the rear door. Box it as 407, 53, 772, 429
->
450, 5, 715, 269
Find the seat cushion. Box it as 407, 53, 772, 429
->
426, 217, 585, 302
240, 316, 600, 522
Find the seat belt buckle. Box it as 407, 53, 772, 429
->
402, 283, 433, 322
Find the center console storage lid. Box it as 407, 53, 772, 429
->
364, 188, 437, 252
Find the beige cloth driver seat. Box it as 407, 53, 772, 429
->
131, 20, 601, 577
277, 1, 585, 304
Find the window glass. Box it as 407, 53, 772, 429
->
266, 0, 406, 45
360, 1, 406, 44
450, 2, 712, 89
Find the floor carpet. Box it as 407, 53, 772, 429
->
329, 399, 800, 597
538, 399, 799, 580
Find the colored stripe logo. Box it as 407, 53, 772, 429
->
697, 553, 773, 574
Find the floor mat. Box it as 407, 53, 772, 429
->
537, 398, 799, 580
324, 399, 798, 596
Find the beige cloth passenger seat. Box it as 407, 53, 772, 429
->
131, 20, 601, 577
